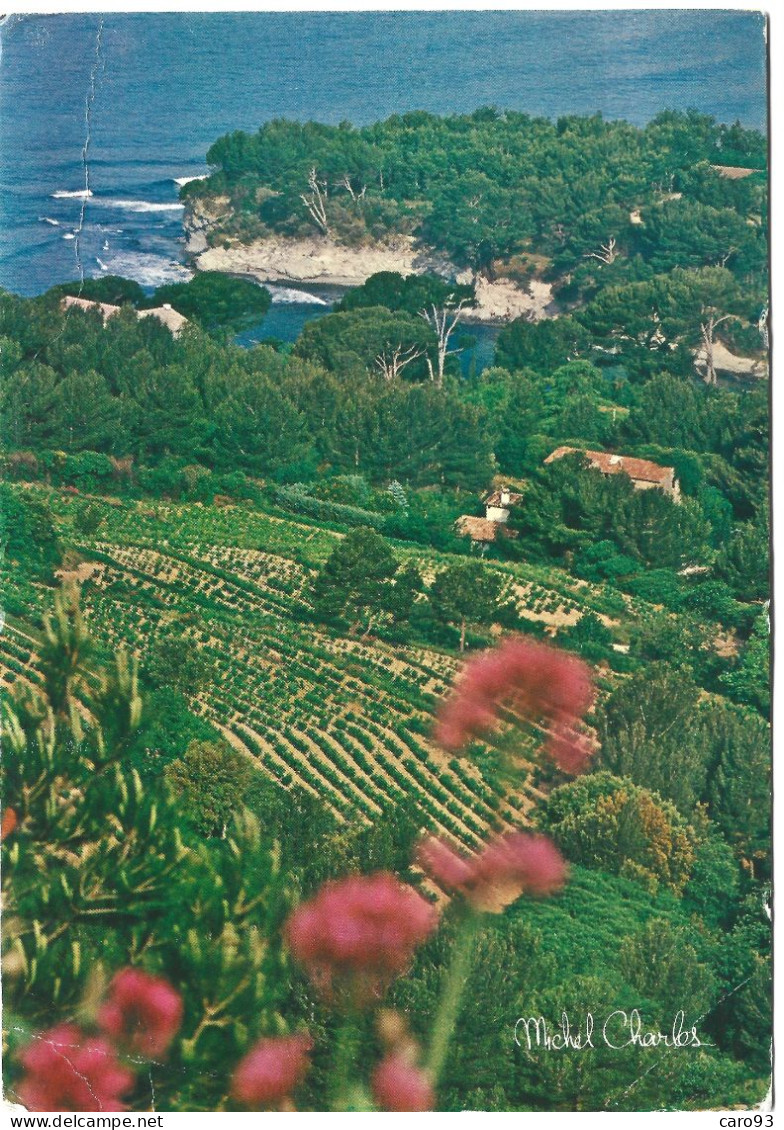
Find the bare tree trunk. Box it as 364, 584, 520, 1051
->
375, 343, 425, 382
460, 617, 466, 653
336, 175, 367, 208
700, 320, 716, 386
300, 168, 330, 236
584, 236, 618, 265
419, 299, 470, 388
700, 312, 731, 386
759, 304, 769, 350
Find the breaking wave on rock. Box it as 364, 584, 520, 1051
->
267, 285, 330, 306
94, 251, 193, 288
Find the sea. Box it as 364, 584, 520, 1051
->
0, 11, 768, 358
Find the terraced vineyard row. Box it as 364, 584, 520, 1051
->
3, 486, 638, 848
32, 486, 635, 622
69, 539, 539, 844
0, 623, 43, 689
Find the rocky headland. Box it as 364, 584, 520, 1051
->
184, 198, 557, 324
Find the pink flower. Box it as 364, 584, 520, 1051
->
372, 1054, 434, 1112
231, 1034, 313, 1110
98, 968, 183, 1059
416, 837, 475, 890
417, 832, 568, 912
435, 637, 594, 773
285, 872, 438, 1004
16, 1024, 134, 1112
472, 833, 568, 906
548, 728, 595, 775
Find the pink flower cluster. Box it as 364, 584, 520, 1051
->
16, 1024, 134, 1113
16, 969, 183, 1113
435, 637, 595, 773
286, 872, 438, 1003
372, 1054, 434, 1112
16, 635, 589, 1113
231, 1034, 313, 1110
98, 968, 183, 1060
417, 832, 568, 912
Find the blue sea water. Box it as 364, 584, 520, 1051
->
0, 10, 768, 351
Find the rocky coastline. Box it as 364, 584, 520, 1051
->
183, 198, 558, 324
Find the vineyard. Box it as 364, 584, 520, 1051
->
0, 483, 676, 851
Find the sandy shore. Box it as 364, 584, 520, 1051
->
193, 233, 557, 324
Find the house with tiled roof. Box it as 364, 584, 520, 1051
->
455, 515, 501, 543
137, 304, 190, 337
455, 484, 523, 544
61, 295, 122, 321
544, 446, 681, 502
61, 296, 189, 338
483, 487, 524, 524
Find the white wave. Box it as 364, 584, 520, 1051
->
267, 285, 330, 306
96, 257, 108, 270
91, 199, 185, 213
39, 216, 60, 226
173, 174, 208, 187
51, 189, 93, 199
96, 251, 192, 289
62, 232, 76, 241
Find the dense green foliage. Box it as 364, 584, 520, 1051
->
430, 560, 515, 652
188, 110, 766, 293
311, 526, 418, 633
537, 772, 698, 895
149, 272, 272, 334
0, 291, 493, 489
336, 271, 475, 316
165, 739, 253, 837
0, 481, 60, 580
53, 275, 147, 307
293, 306, 438, 381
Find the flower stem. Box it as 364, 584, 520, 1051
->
330, 1015, 363, 1111
426, 912, 480, 1086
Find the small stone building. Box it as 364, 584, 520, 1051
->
483, 487, 524, 524
456, 485, 523, 544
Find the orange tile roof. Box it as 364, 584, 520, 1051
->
455, 515, 498, 542
544, 446, 673, 485
484, 489, 524, 508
